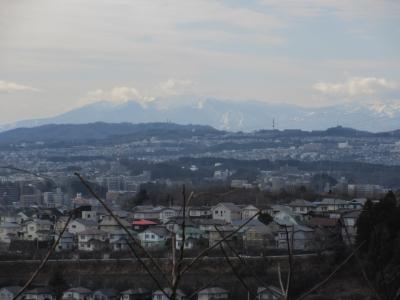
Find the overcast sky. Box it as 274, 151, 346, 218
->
0, 0, 399, 124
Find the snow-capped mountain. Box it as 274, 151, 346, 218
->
1, 98, 400, 132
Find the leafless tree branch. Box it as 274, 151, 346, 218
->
74, 172, 171, 286
296, 241, 366, 300
219, 243, 257, 299
13, 211, 74, 300
180, 211, 260, 276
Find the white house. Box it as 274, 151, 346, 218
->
20, 219, 54, 241
62, 287, 92, 300
288, 199, 315, 215
241, 205, 260, 220
138, 227, 169, 248
315, 198, 349, 212
24, 287, 56, 300
68, 219, 98, 235
159, 208, 178, 224
212, 203, 241, 223
188, 206, 212, 218
197, 287, 229, 300
0, 222, 20, 243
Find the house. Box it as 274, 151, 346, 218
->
16, 212, 31, 224
276, 225, 315, 250
0, 222, 20, 243
159, 208, 178, 224
197, 287, 229, 300
92, 289, 119, 300
208, 225, 237, 246
242, 224, 275, 249
273, 211, 298, 227
133, 206, 164, 221
68, 219, 98, 235
165, 218, 197, 234
120, 288, 151, 300
341, 210, 361, 245
188, 206, 212, 219
315, 198, 349, 212
109, 228, 135, 251
78, 228, 109, 251
138, 227, 170, 248
81, 210, 98, 222
0, 286, 23, 300
19, 219, 54, 241
152, 288, 185, 300
241, 205, 260, 220
62, 287, 92, 300
99, 215, 131, 233
256, 286, 284, 300
24, 287, 56, 300
348, 198, 367, 210
56, 231, 74, 252
175, 227, 204, 250
288, 199, 315, 215
212, 203, 241, 223
266, 205, 293, 217
194, 219, 226, 233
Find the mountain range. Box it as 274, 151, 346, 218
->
1, 122, 400, 147
1, 98, 400, 132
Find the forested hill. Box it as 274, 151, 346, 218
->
1, 122, 400, 147
0, 122, 222, 145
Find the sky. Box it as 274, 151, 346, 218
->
0, 0, 399, 124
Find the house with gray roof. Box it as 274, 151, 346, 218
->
62, 287, 92, 300
276, 224, 315, 250
24, 287, 56, 300
197, 287, 229, 300
288, 199, 315, 215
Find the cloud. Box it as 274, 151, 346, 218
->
79, 78, 193, 107
313, 77, 398, 96
0, 80, 41, 93
159, 78, 193, 96
79, 86, 153, 107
